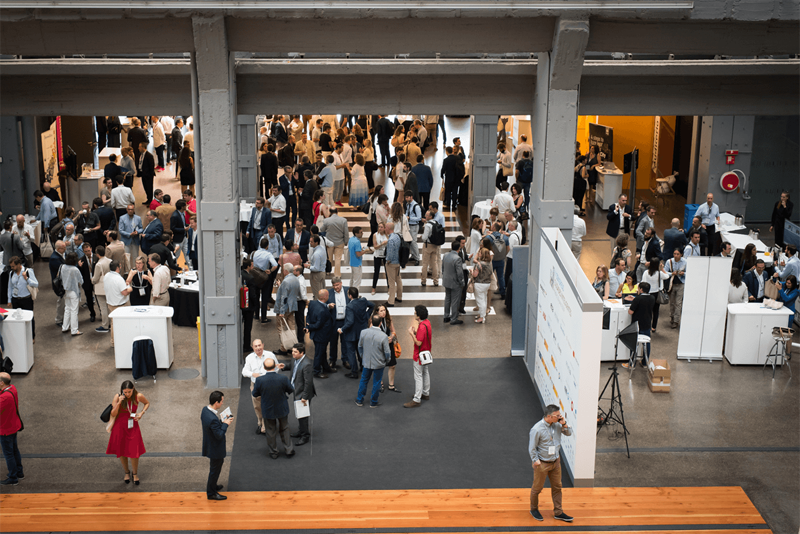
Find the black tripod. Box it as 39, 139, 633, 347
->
596, 338, 631, 458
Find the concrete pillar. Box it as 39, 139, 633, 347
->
21, 116, 40, 214
0, 116, 26, 215
469, 115, 500, 206
696, 116, 754, 217
193, 15, 242, 390
236, 114, 259, 201
523, 18, 589, 378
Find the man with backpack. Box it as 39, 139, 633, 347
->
489, 222, 509, 299
515, 151, 533, 209
404, 191, 423, 265
420, 211, 445, 287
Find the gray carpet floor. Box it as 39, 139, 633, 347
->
228, 356, 554, 491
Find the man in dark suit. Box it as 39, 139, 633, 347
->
273, 116, 288, 146
284, 219, 311, 263
376, 115, 394, 167
606, 193, 633, 248
127, 119, 148, 173
78, 242, 99, 323
299, 170, 318, 229
93, 197, 117, 236
187, 216, 198, 271
261, 145, 279, 194
743, 260, 770, 303
637, 227, 662, 277
141, 210, 163, 255
246, 198, 270, 252
252, 358, 295, 459
138, 142, 156, 206
685, 216, 708, 256
340, 287, 376, 378
95, 116, 107, 151
283, 343, 315, 446
661, 218, 688, 262
440, 147, 460, 211
150, 234, 180, 272
305, 289, 334, 377
201, 390, 233, 501
103, 154, 122, 181
106, 116, 122, 148
326, 278, 350, 371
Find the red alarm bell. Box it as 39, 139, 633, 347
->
720, 171, 740, 192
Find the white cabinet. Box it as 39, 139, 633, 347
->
724, 303, 793, 365
601, 301, 632, 361
0, 310, 34, 373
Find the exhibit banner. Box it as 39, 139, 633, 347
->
677, 256, 733, 360
589, 122, 613, 161
533, 228, 603, 486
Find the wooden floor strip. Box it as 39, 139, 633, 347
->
0, 487, 770, 533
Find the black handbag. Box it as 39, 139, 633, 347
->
656, 289, 670, 305
52, 265, 66, 298
100, 403, 113, 423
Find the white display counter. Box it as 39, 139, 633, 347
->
471, 200, 493, 221
0, 310, 34, 373
724, 303, 793, 365
595, 167, 624, 210
98, 147, 123, 173
601, 300, 632, 361
109, 306, 174, 370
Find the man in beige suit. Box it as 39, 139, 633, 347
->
105, 231, 129, 274
91, 246, 113, 334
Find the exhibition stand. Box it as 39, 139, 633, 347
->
531, 228, 603, 486
109, 306, 174, 370
724, 303, 794, 365
602, 300, 632, 361
594, 165, 624, 210
0, 309, 35, 373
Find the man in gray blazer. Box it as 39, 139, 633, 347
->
356, 316, 392, 408
321, 207, 349, 277
442, 240, 465, 325
275, 263, 303, 354
283, 343, 315, 446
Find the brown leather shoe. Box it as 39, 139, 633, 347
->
421, 395, 430, 401
404, 401, 421, 408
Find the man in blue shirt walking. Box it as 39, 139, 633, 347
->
528, 405, 573, 523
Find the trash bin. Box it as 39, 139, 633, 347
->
684, 204, 700, 231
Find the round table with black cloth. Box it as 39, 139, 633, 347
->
168, 286, 200, 327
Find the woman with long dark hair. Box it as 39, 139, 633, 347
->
106, 380, 149, 485
376, 303, 401, 393
178, 140, 195, 195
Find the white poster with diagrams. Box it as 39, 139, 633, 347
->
533, 228, 603, 485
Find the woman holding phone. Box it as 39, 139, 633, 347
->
106, 380, 149, 485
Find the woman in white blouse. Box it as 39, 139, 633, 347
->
640, 259, 671, 333
728, 268, 749, 303
469, 217, 485, 263
371, 222, 389, 295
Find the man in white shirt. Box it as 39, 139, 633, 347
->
151, 116, 166, 170
160, 115, 175, 163
149, 253, 171, 306
571, 206, 587, 260
241, 338, 280, 435
332, 144, 348, 206
268, 185, 287, 237
341, 136, 354, 166
504, 220, 523, 291
103, 260, 132, 346
11, 215, 34, 266
110, 175, 136, 219
694, 193, 720, 256
493, 182, 515, 213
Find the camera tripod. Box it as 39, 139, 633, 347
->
597, 339, 631, 457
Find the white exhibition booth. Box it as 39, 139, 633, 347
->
0, 309, 35, 373
108, 306, 175, 370
530, 228, 603, 487
677, 256, 733, 361
725, 303, 794, 365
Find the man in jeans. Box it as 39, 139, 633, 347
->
355, 315, 391, 408
384, 223, 403, 306
0, 373, 24, 486
404, 305, 432, 408
528, 405, 573, 522
405, 191, 422, 264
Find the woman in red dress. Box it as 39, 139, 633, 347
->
106, 380, 149, 485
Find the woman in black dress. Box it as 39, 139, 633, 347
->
573, 155, 588, 216
586, 144, 600, 190
126, 256, 153, 306
178, 141, 195, 196
770, 191, 794, 247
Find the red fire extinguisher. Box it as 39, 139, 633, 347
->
239, 285, 249, 309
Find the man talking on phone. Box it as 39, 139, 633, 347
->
528, 405, 573, 522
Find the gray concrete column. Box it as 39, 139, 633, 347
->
523, 18, 589, 373
696, 116, 754, 217
469, 115, 500, 206
21, 116, 40, 214
0, 116, 25, 215
193, 15, 242, 390
236, 114, 259, 201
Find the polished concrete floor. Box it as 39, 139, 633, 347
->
1, 117, 797, 533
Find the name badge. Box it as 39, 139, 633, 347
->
548, 446, 556, 455
139, 288, 146, 296
128, 419, 134, 429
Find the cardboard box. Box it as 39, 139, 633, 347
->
647, 370, 671, 393
648, 359, 671, 380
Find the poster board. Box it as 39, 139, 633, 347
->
589, 122, 613, 161
533, 228, 603, 485
677, 256, 733, 360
